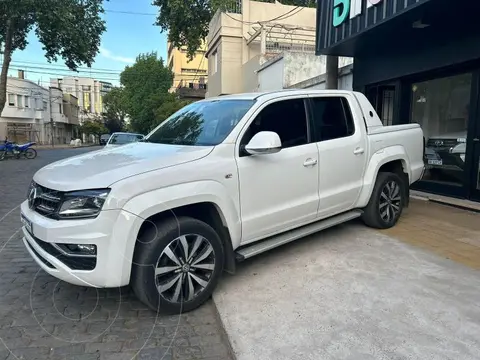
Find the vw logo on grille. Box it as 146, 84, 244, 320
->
434, 140, 444, 146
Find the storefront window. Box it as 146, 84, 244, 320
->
411, 73, 472, 186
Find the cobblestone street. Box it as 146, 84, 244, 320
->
0, 148, 233, 360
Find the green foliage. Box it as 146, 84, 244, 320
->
102, 87, 127, 133
80, 120, 108, 140
152, 93, 192, 130
0, 0, 107, 115
120, 52, 189, 134
153, 0, 315, 59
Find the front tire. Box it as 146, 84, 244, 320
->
131, 216, 225, 314
361, 172, 406, 229
24, 148, 37, 159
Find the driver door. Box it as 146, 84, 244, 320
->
235, 97, 320, 244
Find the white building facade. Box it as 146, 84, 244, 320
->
1, 75, 78, 145
0, 77, 50, 143
50, 77, 112, 123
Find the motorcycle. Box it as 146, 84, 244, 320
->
0, 139, 37, 160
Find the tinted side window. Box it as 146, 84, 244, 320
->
241, 98, 308, 150
311, 97, 355, 142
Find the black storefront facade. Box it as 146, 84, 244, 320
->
316, 0, 480, 202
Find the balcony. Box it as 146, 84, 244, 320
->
176, 82, 207, 100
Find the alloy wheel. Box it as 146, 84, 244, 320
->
155, 234, 216, 304
379, 180, 401, 223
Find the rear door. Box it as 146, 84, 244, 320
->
308, 95, 368, 218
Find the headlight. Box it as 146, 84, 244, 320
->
58, 189, 110, 219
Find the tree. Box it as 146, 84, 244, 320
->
154, 93, 191, 126
153, 0, 315, 59
0, 0, 106, 116
102, 87, 127, 133
120, 52, 174, 134
80, 120, 107, 143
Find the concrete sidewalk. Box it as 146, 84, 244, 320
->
213, 203, 480, 360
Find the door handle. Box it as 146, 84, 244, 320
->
353, 147, 365, 155
303, 158, 318, 167
474, 138, 480, 142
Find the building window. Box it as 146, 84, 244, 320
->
24, 96, 30, 108
43, 101, 48, 110
17, 95, 23, 108
59, 104, 63, 114
211, 51, 218, 74
8, 94, 15, 106
411, 72, 472, 187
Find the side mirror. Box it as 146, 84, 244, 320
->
245, 131, 282, 155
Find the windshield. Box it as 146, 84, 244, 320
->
109, 133, 143, 145
144, 99, 255, 146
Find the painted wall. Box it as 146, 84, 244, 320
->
257, 52, 353, 91
206, 0, 317, 97
258, 58, 284, 92
167, 41, 208, 91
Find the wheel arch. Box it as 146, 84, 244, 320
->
122, 182, 241, 277
134, 201, 237, 274
357, 145, 411, 208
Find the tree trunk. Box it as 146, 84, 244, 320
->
0, 21, 14, 120
325, 55, 339, 90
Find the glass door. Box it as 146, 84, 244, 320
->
411, 73, 472, 193
470, 107, 480, 201
366, 84, 396, 126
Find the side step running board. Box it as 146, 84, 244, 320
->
235, 210, 362, 261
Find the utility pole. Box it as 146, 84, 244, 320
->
49, 88, 54, 147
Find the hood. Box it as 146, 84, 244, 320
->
34, 142, 214, 191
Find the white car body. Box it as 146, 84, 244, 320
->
20, 90, 424, 293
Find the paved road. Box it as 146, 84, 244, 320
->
0, 147, 232, 360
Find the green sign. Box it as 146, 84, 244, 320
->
333, 0, 383, 27
333, 0, 350, 27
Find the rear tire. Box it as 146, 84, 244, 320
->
24, 148, 37, 159
131, 216, 225, 314
361, 172, 406, 229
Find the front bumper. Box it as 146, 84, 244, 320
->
20, 201, 142, 288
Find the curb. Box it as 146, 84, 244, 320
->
211, 294, 237, 360
34, 144, 100, 150
410, 194, 480, 214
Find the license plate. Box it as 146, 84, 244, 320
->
428, 159, 443, 166
21, 213, 33, 235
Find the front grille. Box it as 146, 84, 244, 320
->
29, 183, 63, 219
427, 138, 459, 149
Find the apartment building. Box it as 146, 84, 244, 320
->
50, 76, 113, 122
167, 41, 208, 99
206, 0, 316, 97
0, 72, 79, 144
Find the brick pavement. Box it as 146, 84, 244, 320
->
0, 148, 233, 360
380, 198, 480, 270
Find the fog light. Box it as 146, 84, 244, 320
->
63, 244, 97, 256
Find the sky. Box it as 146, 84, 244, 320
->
6, 0, 168, 88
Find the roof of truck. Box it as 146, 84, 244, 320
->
206, 89, 355, 102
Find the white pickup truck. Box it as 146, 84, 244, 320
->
20, 90, 424, 314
